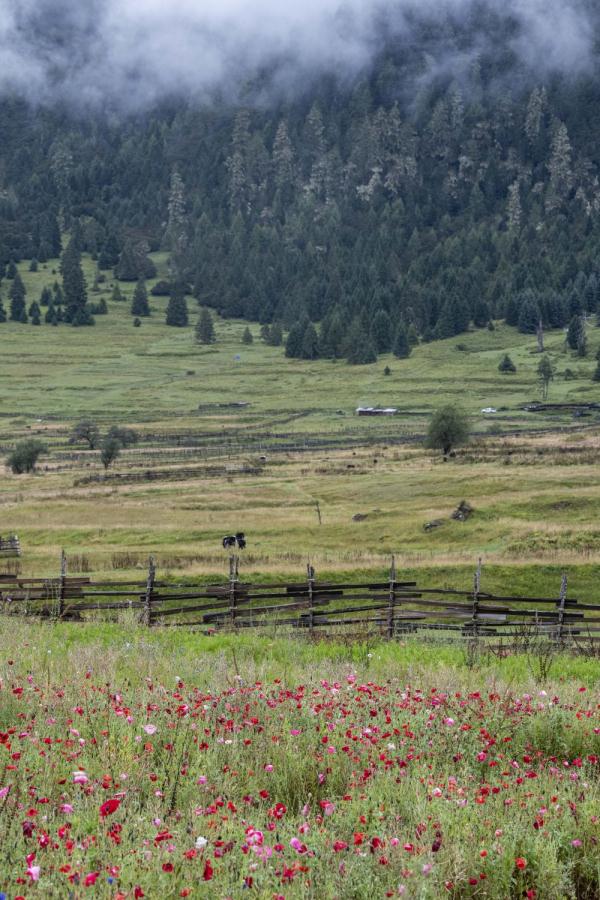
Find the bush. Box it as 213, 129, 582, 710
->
6, 439, 47, 474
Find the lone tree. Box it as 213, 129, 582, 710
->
425, 405, 470, 458
9, 272, 26, 321
537, 355, 556, 400
242, 326, 253, 344
70, 419, 100, 450
498, 353, 516, 373
100, 436, 121, 470
6, 439, 46, 474
195, 308, 216, 344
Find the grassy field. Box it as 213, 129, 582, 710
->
1, 253, 600, 593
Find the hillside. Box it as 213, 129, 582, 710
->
2, 9, 600, 354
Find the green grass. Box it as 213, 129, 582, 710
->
2, 253, 600, 588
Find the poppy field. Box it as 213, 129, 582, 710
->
0, 621, 598, 899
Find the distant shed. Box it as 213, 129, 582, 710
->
356, 407, 398, 416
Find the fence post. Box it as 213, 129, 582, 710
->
143, 555, 156, 627
471, 557, 482, 637
307, 561, 315, 635
387, 555, 397, 640
229, 555, 239, 628
556, 572, 568, 644
56, 550, 67, 619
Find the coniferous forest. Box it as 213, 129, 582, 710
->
2, 8, 600, 362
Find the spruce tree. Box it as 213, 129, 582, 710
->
0, 296, 6, 323
285, 321, 305, 358
345, 319, 377, 365
242, 326, 253, 344
567, 315, 584, 350
393, 323, 411, 358
61, 238, 92, 325
498, 354, 516, 373
195, 308, 216, 344
9, 272, 26, 321
165, 284, 188, 327
268, 322, 283, 346
131, 279, 150, 317
111, 284, 124, 303
300, 322, 320, 359
6, 261, 16, 279
370, 309, 393, 353
40, 287, 52, 306
28, 301, 41, 325
518, 297, 542, 334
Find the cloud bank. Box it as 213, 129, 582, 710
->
0, 0, 597, 110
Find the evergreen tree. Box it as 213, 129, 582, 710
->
300, 322, 320, 359
165, 283, 188, 327
345, 319, 377, 365
267, 322, 283, 346
537, 355, 555, 400
393, 323, 411, 358
61, 238, 92, 325
473, 299, 491, 328
39, 287, 52, 306
518, 297, 542, 334
9, 272, 26, 321
285, 321, 306, 358
242, 326, 253, 344
592, 359, 600, 382
567, 315, 584, 350
0, 296, 6, 323
371, 309, 393, 353
131, 279, 150, 317
6, 261, 16, 279
28, 301, 41, 325
98, 231, 121, 270
195, 308, 216, 344
111, 284, 124, 303
498, 354, 516, 373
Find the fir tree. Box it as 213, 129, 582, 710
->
9, 272, 26, 321
0, 296, 6, 323
165, 283, 188, 327
131, 279, 150, 317
39, 287, 52, 306
195, 308, 216, 344
300, 322, 320, 359
268, 322, 283, 346
28, 301, 41, 325
567, 315, 584, 350
111, 284, 124, 303
498, 354, 516, 373
285, 321, 305, 358
345, 319, 377, 365
370, 309, 393, 353
242, 326, 253, 345
393, 323, 411, 358
61, 238, 92, 325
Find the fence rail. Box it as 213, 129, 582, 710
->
0, 552, 597, 643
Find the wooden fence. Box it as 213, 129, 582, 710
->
1, 553, 599, 642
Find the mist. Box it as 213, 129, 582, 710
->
1, 0, 598, 111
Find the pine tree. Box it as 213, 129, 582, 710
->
195, 309, 216, 344
242, 326, 253, 345
518, 297, 542, 334
498, 354, 516, 373
285, 321, 305, 358
345, 319, 377, 365
507, 181, 522, 232
111, 284, 124, 303
131, 279, 150, 317
567, 315, 584, 350
9, 272, 26, 321
164, 169, 188, 280
371, 309, 393, 353
267, 322, 283, 346
6, 261, 16, 279
61, 238, 92, 325
39, 287, 52, 306
165, 284, 188, 327
98, 231, 121, 270
0, 296, 6, 323
393, 323, 411, 358
28, 301, 41, 325
300, 322, 320, 359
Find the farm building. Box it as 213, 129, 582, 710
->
356, 407, 398, 416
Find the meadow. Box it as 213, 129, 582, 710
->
1, 253, 600, 592
0, 620, 597, 899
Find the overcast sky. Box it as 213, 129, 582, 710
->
0, 0, 596, 110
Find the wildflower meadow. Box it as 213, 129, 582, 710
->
0, 621, 598, 899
